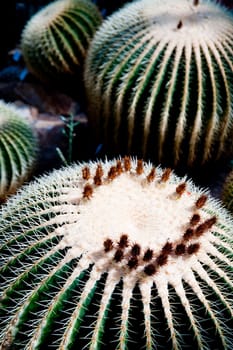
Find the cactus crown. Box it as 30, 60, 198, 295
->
21, 0, 102, 85
0, 101, 38, 202
0, 157, 232, 349
84, 0, 233, 168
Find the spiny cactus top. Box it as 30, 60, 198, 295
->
0, 101, 38, 203
0, 157, 232, 349
221, 170, 233, 214
84, 0, 233, 168
21, 0, 102, 85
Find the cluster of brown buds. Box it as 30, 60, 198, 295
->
82, 156, 135, 200
143, 194, 216, 276
103, 234, 152, 271
81, 157, 188, 201
81, 157, 218, 278
102, 212, 216, 277
102, 233, 201, 277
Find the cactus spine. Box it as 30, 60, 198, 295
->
0, 157, 232, 349
84, 0, 233, 168
21, 0, 102, 85
222, 170, 233, 213
0, 101, 38, 202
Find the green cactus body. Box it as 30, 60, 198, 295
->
21, 0, 102, 85
0, 157, 232, 349
84, 0, 233, 168
222, 170, 233, 213
0, 101, 38, 202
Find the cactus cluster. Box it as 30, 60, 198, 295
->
0, 157, 232, 349
84, 0, 233, 168
221, 170, 233, 214
0, 101, 38, 203
21, 0, 102, 86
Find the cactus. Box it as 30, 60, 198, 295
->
221, 170, 233, 213
0, 156, 232, 349
84, 0, 233, 168
21, 0, 102, 86
0, 101, 38, 203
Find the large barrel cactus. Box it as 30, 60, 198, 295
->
84, 0, 233, 168
0, 101, 38, 203
0, 157, 232, 349
21, 0, 102, 86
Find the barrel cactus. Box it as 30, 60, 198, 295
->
0, 101, 38, 203
21, 0, 102, 86
0, 157, 232, 349
84, 0, 233, 168
221, 170, 233, 214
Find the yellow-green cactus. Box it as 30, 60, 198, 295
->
0, 157, 232, 349
0, 101, 38, 202
21, 0, 102, 85
84, 0, 233, 168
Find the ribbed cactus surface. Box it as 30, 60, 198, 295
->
84, 0, 233, 168
0, 101, 37, 202
0, 157, 232, 349
222, 170, 233, 214
21, 0, 102, 85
